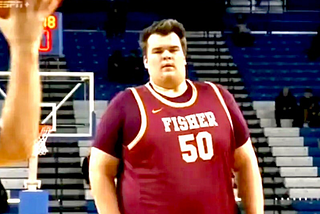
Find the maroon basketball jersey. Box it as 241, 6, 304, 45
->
117, 80, 237, 214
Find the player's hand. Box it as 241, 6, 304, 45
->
0, 0, 61, 47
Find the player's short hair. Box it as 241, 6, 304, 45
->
139, 19, 187, 57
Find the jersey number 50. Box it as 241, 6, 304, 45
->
178, 131, 214, 163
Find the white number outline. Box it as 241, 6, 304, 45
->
178, 131, 214, 163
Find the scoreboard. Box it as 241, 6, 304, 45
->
39, 12, 63, 57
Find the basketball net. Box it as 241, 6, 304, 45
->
25, 125, 53, 191
35, 125, 52, 156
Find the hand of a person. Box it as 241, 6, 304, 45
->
0, 0, 61, 47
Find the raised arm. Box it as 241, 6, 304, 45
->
0, 0, 61, 165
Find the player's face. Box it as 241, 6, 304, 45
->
144, 32, 186, 89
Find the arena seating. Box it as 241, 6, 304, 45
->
63, 12, 160, 31
78, 140, 96, 213
0, 9, 320, 212
72, 30, 310, 213
0, 163, 27, 214
254, 100, 320, 212
0, 101, 28, 213
227, 30, 320, 211
0, 33, 9, 71
76, 101, 106, 214
225, 8, 320, 31
228, 34, 320, 101
64, 30, 144, 100
63, 31, 141, 73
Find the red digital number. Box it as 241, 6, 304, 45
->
39, 30, 52, 52
39, 15, 57, 52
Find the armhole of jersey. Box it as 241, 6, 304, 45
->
127, 88, 147, 150
204, 82, 234, 131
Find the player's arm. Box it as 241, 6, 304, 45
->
234, 139, 264, 214
0, 41, 41, 165
0, 0, 60, 165
89, 91, 131, 214
217, 84, 263, 214
89, 148, 121, 214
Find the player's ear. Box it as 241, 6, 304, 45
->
183, 55, 187, 66
143, 56, 149, 70
183, 52, 187, 65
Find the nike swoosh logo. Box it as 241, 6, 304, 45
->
152, 108, 163, 114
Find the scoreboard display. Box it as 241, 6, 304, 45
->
39, 12, 63, 57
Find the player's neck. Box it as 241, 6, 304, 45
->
150, 80, 188, 98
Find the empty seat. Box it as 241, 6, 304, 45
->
228, 34, 320, 101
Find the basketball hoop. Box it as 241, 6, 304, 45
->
25, 124, 53, 190
35, 125, 53, 156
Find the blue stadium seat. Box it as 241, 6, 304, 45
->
313, 157, 320, 167
87, 200, 98, 213
292, 200, 320, 211
304, 137, 320, 147
308, 148, 320, 157
228, 34, 320, 101
5, 204, 18, 214
301, 128, 320, 138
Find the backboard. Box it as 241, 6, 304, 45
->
0, 71, 95, 140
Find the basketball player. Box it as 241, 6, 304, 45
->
0, 0, 60, 166
90, 19, 264, 214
